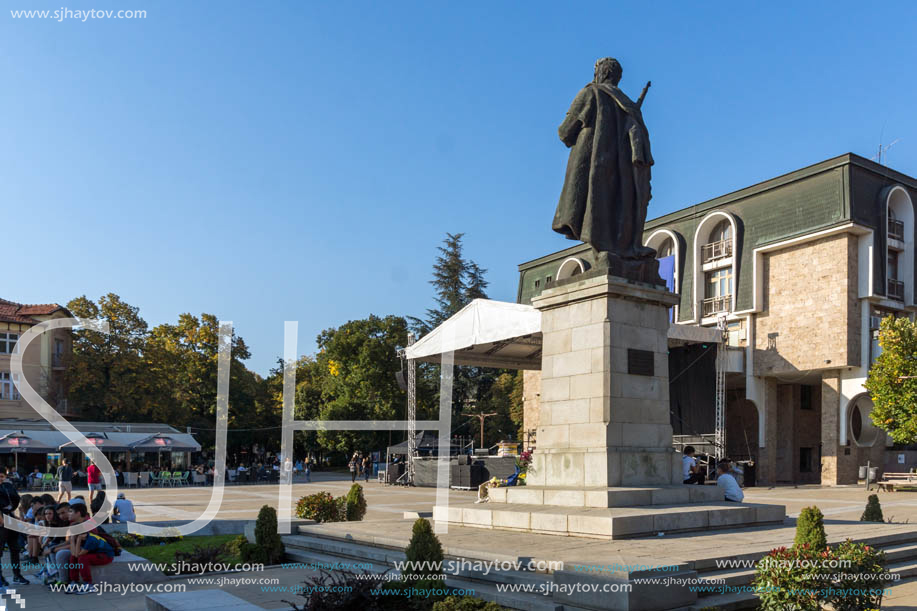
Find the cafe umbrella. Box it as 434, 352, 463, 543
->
0, 431, 55, 472
59, 432, 133, 469
129, 433, 199, 468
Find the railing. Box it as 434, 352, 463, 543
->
703, 295, 731, 317
701, 239, 733, 263
888, 279, 905, 301
889, 219, 905, 242
52, 353, 65, 368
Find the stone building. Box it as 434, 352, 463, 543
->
0, 299, 75, 420
517, 153, 915, 486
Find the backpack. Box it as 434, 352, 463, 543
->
92, 525, 122, 556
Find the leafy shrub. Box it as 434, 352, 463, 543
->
173, 544, 229, 574
432, 596, 507, 610
285, 568, 409, 611
794, 506, 827, 551
112, 532, 145, 548
296, 491, 344, 523
753, 545, 824, 611
253, 505, 285, 564
345, 484, 367, 521
227, 535, 248, 558
403, 518, 444, 587
827, 539, 889, 611
861, 494, 884, 522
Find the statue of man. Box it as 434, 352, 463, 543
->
552, 57, 657, 271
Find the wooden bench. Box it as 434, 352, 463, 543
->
876, 472, 917, 492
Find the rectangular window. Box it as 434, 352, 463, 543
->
0, 333, 18, 355
705, 268, 733, 299
0, 373, 20, 401
800, 385, 813, 410
800, 447, 814, 473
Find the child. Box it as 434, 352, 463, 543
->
66, 504, 115, 594
716, 461, 744, 502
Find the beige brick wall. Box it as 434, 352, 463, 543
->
522, 369, 541, 448
754, 234, 860, 376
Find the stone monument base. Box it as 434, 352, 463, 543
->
433, 496, 785, 539
488, 484, 722, 508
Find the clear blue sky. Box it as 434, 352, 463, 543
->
3, 2, 916, 375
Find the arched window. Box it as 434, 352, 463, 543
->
709, 220, 732, 244
656, 238, 675, 258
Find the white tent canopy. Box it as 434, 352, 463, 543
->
405, 298, 723, 371
406, 299, 543, 369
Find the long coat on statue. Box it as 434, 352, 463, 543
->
552, 82, 654, 259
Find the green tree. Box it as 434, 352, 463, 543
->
313, 315, 409, 454
66, 293, 160, 421
865, 316, 917, 444
403, 518, 444, 586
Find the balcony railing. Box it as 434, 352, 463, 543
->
702, 295, 731, 317
701, 239, 733, 263
888, 279, 905, 301
889, 219, 905, 242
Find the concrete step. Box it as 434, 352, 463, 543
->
878, 541, 917, 563
889, 559, 917, 580
442, 576, 565, 611
284, 532, 555, 591
696, 567, 755, 588
675, 591, 759, 610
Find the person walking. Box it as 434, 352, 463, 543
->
304, 458, 312, 483
348, 455, 357, 483
56, 459, 73, 502
86, 460, 102, 504
362, 455, 371, 482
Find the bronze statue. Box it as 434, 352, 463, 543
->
552, 57, 660, 282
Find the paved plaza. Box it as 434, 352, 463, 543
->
7, 475, 917, 609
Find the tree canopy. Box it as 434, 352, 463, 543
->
865, 315, 917, 444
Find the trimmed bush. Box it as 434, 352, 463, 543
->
344, 484, 367, 521
403, 518, 444, 586
254, 505, 285, 564
861, 494, 884, 522
794, 506, 827, 551
296, 491, 344, 523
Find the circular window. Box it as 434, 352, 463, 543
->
849, 397, 879, 447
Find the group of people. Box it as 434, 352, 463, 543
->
682, 446, 744, 502
348, 452, 372, 483
0, 466, 136, 595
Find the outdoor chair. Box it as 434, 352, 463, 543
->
178, 472, 191, 486
41, 473, 56, 491
227, 469, 237, 484
150, 472, 162, 487
124, 472, 138, 488
139, 471, 151, 487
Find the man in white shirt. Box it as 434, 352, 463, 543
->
682, 446, 704, 485
112, 492, 136, 522
716, 462, 744, 502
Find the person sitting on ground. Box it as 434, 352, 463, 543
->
34, 506, 65, 584
66, 503, 114, 594
682, 446, 704, 485
716, 461, 744, 502
46, 503, 72, 588
112, 492, 135, 523
56, 459, 73, 502
90, 490, 108, 524
17, 494, 33, 522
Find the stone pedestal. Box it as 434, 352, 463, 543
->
525, 273, 681, 490
433, 271, 787, 538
